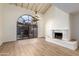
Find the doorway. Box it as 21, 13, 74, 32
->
17, 14, 38, 40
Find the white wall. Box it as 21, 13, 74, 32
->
0, 4, 71, 44
0, 4, 3, 45
2, 4, 44, 42
70, 13, 79, 43
44, 6, 70, 40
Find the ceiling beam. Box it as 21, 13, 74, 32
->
9, 3, 52, 14
43, 4, 52, 14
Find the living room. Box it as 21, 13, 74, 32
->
0, 3, 79, 56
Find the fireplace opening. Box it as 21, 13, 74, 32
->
54, 32, 62, 39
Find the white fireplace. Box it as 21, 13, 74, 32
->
45, 29, 78, 50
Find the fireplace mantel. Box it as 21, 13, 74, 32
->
52, 29, 69, 31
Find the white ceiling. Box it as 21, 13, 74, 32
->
54, 3, 79, 14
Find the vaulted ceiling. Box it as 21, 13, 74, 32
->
10, 3, 52, 14
54, 3, 79, 14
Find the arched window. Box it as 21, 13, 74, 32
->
17, 14, 38, 40
18, 15, 32, 24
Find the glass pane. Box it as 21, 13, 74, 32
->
18, 18, 24, 23
18, 15, 32, 24
22, 15, 28, 21
28, 16, 32, 21
25, 20, 28, 23
28, 16, 32, 23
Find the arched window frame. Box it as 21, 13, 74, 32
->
17, 14, 33, 24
